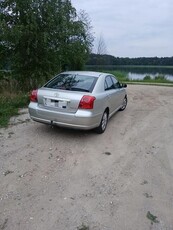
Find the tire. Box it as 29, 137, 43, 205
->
119, 95, 127, 111
96, 110, 108, 134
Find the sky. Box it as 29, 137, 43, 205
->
71, 0, 173, 58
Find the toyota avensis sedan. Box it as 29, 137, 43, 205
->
28, 71, 127, 133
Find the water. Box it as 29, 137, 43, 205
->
86, 65, 173, 81
114, 66, 173, 81
128, 72, 173, 81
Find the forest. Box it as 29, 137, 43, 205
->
86, 54, 173, 66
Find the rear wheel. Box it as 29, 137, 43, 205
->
119, 95, 127, 111
96, 110, 108, 134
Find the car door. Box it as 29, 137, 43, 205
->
104, 76, 118, 114
104, 75, 124, 115
111, 76, 125, 108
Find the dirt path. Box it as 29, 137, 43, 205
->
0, 85, 173, 230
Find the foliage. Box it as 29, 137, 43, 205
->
104, 70, 128, 81
66, 10, 94, 70
87, 54, 173, 66
144, 75, 151, 80
154, 75, 166, 81
0, 0, 94, 91
0, 93, 29, 127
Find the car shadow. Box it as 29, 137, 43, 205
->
33, 122, 96, 139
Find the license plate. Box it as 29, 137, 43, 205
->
45, 98, 67, 108
58, 101, 67, 108
45, 98, 54, 107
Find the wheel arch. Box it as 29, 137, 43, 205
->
104, 107, 109, 118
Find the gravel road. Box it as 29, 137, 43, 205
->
0, 85, 173, 230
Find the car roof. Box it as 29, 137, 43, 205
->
61, 71, 108, 78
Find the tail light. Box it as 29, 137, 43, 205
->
79, 95, 96, 109
30, 89, 38, 102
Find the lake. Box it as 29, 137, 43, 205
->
86, 65, 173, 81
128, 72, 173, 81
122, 66, 173, 81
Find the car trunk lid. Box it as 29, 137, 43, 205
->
37, 88, 87, 114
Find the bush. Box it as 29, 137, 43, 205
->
154, 75, 166, 81
144, 75, 151, 80
0, 93, 29, 127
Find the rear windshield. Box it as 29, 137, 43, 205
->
44, 74, 98, 92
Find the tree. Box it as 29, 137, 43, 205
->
0, 0, 94, 90
94, 34, 108, 66
66, 10, 94, 70
96, 34, 107, 55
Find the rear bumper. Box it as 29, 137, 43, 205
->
28, 102, 102, 130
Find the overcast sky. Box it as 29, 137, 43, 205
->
71, 0, 173, 57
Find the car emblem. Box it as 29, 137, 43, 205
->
54, 93, 59, 97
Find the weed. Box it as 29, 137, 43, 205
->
3, 170, 14, 176
144, 193, 153, 198
154, 74, 166, 80
141, 180, 148, 185
144, 75, 151, 80
103, 152, 111, 155
0, 93, 29, 127
146, 211, 159, 224
77, 223, 89, 230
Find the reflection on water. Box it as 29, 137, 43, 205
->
86, 65, 173, 81
115, 66, 173, 81
128, 72, 173, 81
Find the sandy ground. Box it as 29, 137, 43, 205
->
0, 85, 173, 230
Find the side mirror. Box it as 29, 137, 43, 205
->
121, 83, 127, 88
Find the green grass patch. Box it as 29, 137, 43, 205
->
101, 70, 128, 81
0, 93, 29, 128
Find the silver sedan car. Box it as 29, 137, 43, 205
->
28, 71, 127, 133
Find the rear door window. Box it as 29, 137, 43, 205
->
105, 76, 115, 90
111, 76, 121, 89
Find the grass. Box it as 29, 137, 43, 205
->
0, 93, 29, 128
104, 70, 128, 81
